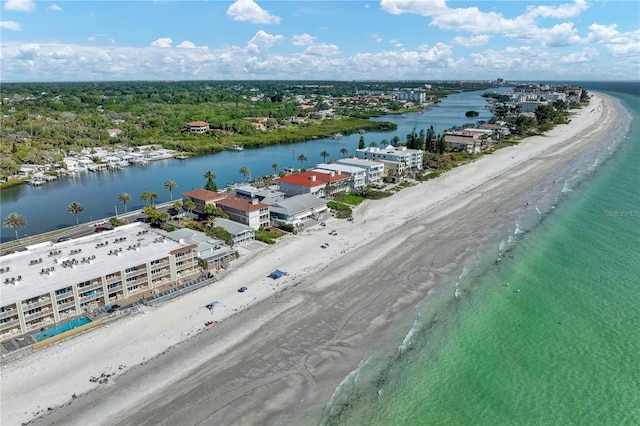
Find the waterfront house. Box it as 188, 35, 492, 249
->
186, 121, 210, 134
213, 218, 256, 246
313, 163, 366, 190
269, 193, 328, 226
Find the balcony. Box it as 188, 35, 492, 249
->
0, 309, 19, 320
24, 307, 54, 321
0, 318, 20, 331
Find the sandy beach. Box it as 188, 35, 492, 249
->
0, 93, 621, 426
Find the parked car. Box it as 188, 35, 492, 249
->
238, 286, 248, 293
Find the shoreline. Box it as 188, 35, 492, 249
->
0, 94, 623, 425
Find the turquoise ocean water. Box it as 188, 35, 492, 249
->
323, 84, 640, 425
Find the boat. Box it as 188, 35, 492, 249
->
332, 133, 343, 140
227, 145, 244, 151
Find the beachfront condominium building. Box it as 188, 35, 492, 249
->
336, 158, 384, 185
355, 145, 424, 172
313, 164, 367, 190
0, 223, 199, 341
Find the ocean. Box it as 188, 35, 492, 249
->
321, 83, 640, 425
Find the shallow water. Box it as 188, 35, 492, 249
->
323, 87, 640, 425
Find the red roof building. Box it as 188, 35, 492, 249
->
215, 196, 270, 230
276, 170, 350, 198
182, 189, 227, 214
186, 121, 210, 133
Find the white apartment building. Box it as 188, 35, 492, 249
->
355, 145, 424, 172
0, 223, 199, 341
313, 164, 366, 189
336, 158, 384, 185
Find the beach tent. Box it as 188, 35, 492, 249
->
268, 269, 287, 279
205, 301, 220, 309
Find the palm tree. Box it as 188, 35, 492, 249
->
117, 192, 131, 213
66, 201, 85, 226
204, 215, 217, 229
239, 166, 250, 181
320, 150, 330, 163
182, 197, 195, 216
3, 212, 26, 241
340, 147, 348, 158
271, 163, 279, 174
140, 191, 158, 206
203, 170, 217, 191
297, 154, 307, 168
163, 180, 177, 200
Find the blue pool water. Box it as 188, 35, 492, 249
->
32, 316, 93, 342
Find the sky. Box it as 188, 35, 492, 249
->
1, 0, 639, 82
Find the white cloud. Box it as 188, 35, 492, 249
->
303, 43, 340, 57
586, 23, 640, 57
291, 33, 316, 46
536, 22, 582, 47
247, 30, 284, 54
47, 3, 62, 12
227, 0, 281, 25
381, 0, 590, 48
0, 20, 22, 31
150, 37, 173, 48
380, 0, 447, 16
371, 33, 383, 43
451, 34, 491, 47
3, 0, 35, 12
525, 0, 589, 19
177, 41, 207, 49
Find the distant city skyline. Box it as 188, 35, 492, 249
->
1, 0, 639, 82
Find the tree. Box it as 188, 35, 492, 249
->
426, 125, 436, 153
203, 170, 217, 191
239, 166, 250, 181
140, 191, 158, 205
320, 150, 330, 163
182, 197, 195, 215
66, 201, 85, 226
271, 163, 279, 174
173, 200, 183, 212
3, 212, 26, 241
340, 147, 348, 158
142, 205, 169, 228
358, 136, 366, 149
534, 104, 555, 126
163, 180, 177, 200
117, 192, 131, 213
436, 135, 446, 154
297, 154, 307, 168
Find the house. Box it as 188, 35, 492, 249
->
182, 189, 227, 215
215, 196, 270, 230
269, 193, 329, 226
276, 170, 351, 198
186, 121, 210, 133
444, 134, 481, 154
213, 218, 255, 246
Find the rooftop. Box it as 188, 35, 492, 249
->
0, 223, 195, 307
276, 170, 350, 187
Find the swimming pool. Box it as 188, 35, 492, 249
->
32, 316, 93, 342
